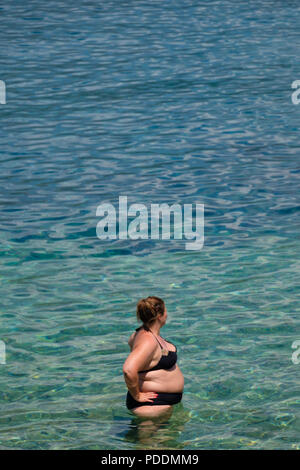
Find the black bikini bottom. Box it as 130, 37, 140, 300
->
126, 391, 183, 410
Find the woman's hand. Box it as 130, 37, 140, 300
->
135, 391, 158, 403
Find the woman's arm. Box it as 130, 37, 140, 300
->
123, 365, 140, 400
123, 336, 158, 402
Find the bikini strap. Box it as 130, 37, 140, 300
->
149, 331, 164, 349
160, 335, 177, 352
136, 325, 164, 349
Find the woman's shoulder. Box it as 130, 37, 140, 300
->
128, 331, 137, 348
128, 327, 156, 350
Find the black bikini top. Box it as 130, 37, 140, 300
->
135, 325, 178, 373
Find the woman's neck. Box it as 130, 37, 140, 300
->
145, 322, 161, 336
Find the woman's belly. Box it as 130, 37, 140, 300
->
138, 365, 184, 393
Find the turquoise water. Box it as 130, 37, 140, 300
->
1, 0, 300, 449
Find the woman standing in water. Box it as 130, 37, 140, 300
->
123, 296, 184, 418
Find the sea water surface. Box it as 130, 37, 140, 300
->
0, 0, 300, 449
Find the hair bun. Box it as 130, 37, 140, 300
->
136, 296, 165, 326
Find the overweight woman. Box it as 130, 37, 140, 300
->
123, 296, 184, 418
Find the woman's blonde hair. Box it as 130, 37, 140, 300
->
136, 296, 165, 326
